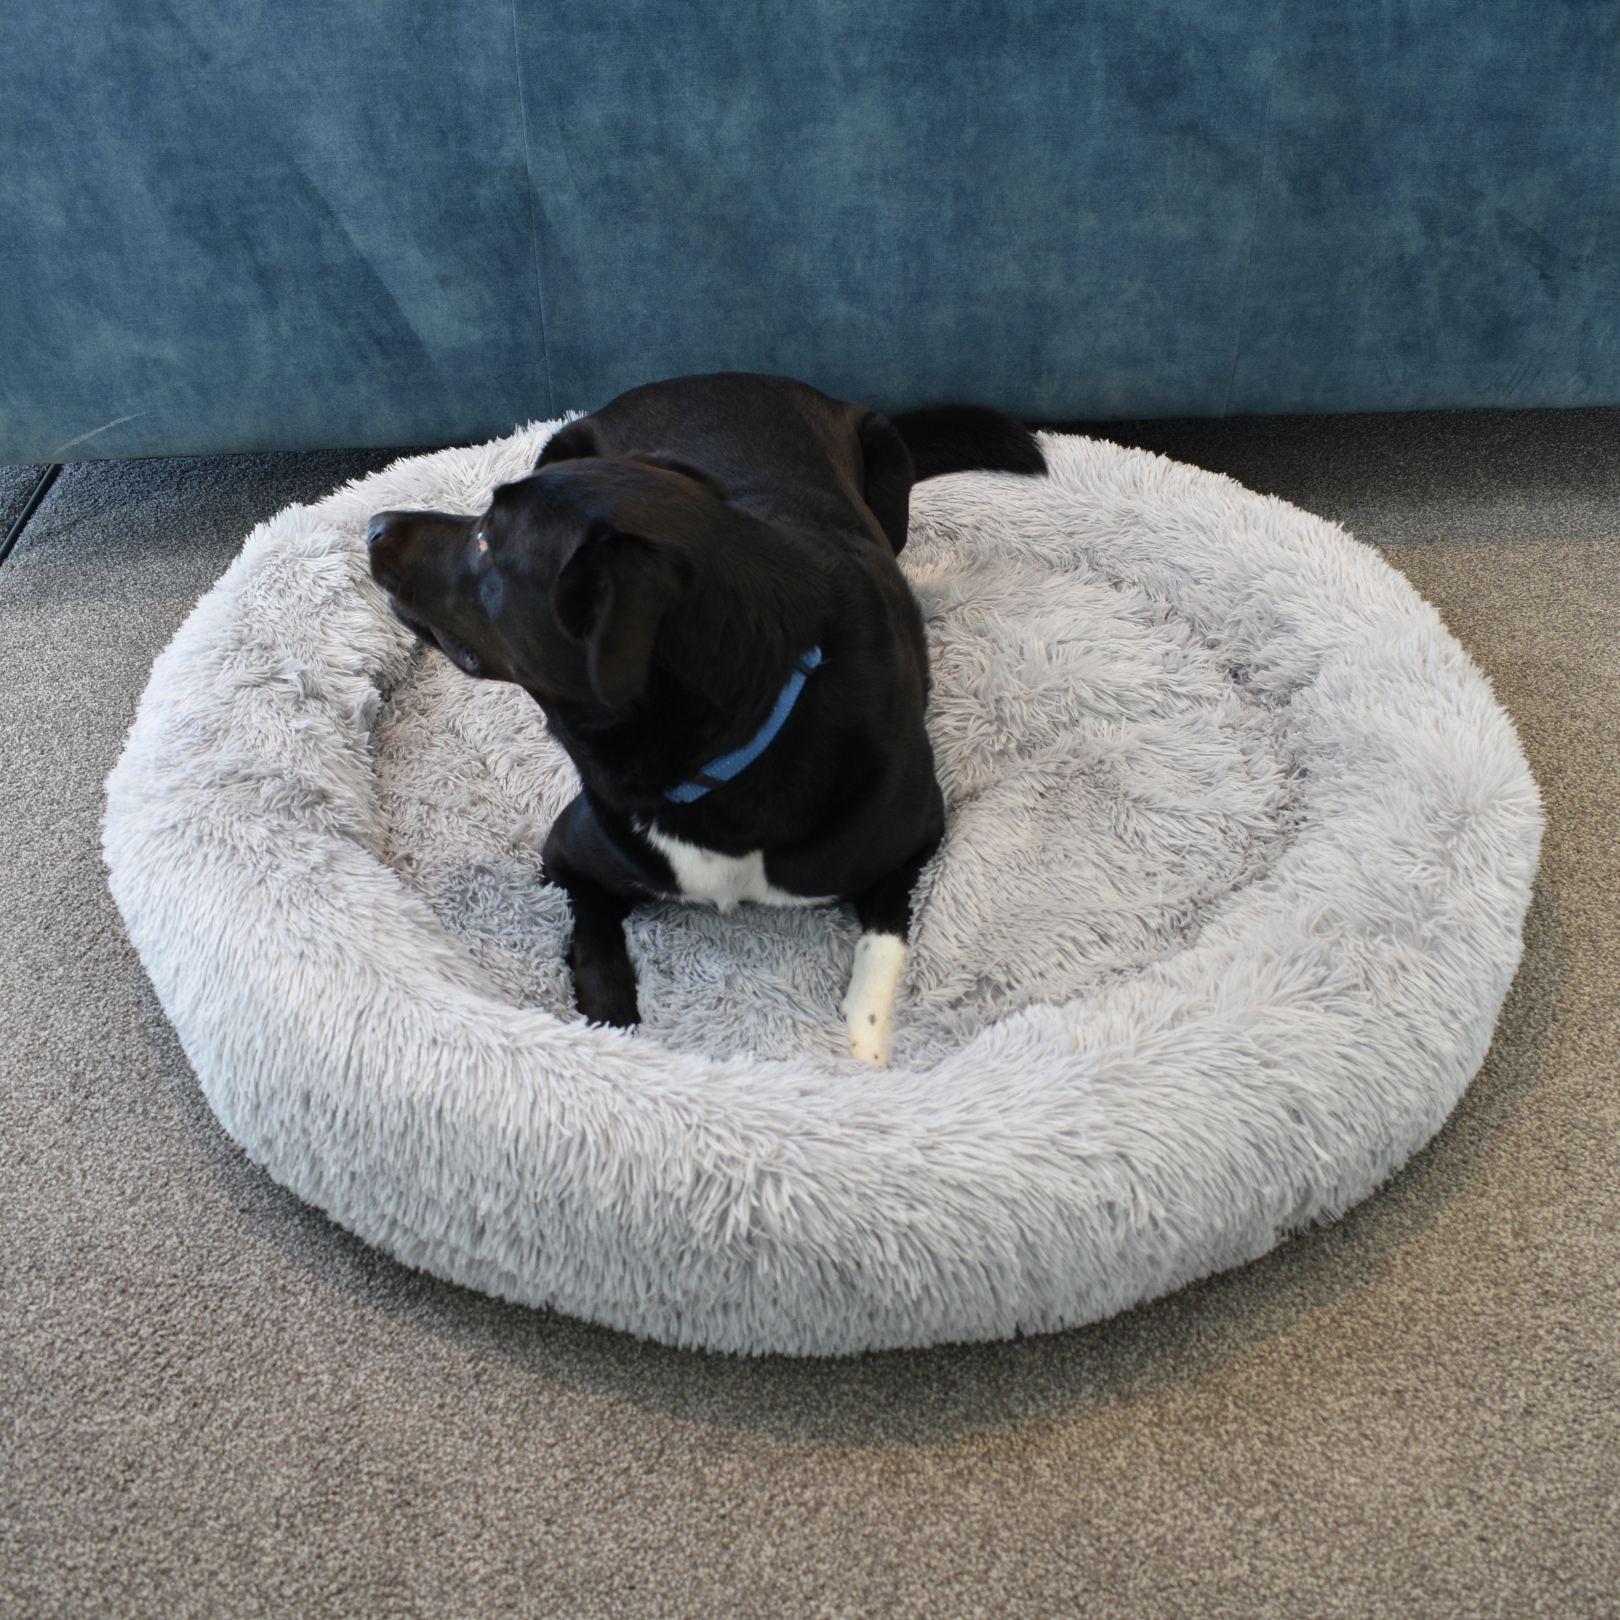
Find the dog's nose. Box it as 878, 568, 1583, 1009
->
366, 512, 413, 594
367, 511, 410, 573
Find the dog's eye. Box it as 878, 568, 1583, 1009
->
475, 531, 489, 554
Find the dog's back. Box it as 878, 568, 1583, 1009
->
538, 371, 1043, 556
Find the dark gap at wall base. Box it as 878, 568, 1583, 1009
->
0, 465, 62, 566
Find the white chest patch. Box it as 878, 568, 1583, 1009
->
640, 823, 834, 913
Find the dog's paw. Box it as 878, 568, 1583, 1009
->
841, 932, 907, 1066
846, 1015, 891, 1066
570, 944, 641, 1028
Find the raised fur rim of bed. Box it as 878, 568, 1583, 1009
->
103, 425, 1541, 1356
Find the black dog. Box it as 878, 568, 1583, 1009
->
367, 373, 1044, 1063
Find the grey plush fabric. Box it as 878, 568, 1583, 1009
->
100, 425, 1539, 1355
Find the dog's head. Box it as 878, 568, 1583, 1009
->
367, 454, 734, 711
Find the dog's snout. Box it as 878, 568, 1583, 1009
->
367, 510, 404, 557
366, 512, 418, 595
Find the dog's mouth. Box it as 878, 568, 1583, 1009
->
387, 600, 482, 677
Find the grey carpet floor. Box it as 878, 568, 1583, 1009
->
2, 410, 1617, 1620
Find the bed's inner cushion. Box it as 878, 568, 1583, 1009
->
373, 507, 1305, 1070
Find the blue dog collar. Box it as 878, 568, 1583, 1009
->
665, 647, 823, 803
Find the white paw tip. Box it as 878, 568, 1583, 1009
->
848, 1028, 890, 1066
842, 932, 906, 1067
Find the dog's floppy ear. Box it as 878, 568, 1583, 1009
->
551, 532, 692, 707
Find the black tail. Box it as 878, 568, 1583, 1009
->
887, 403, 1047, 482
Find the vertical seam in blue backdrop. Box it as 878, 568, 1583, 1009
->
511, 0, 557, 417
1223, 16, 1283, 418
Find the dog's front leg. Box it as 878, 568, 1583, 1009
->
843, 836, 940, 1065
542, 828, 640, 1028
563, 878, 640, 1027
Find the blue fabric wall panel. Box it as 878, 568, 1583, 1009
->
1229, 2, 1620, 414
515, 0, 1279, 419
2, 0, 1618, 462
163, 1, 552, 420
0, 2, 541, 462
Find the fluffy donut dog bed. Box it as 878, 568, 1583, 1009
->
103, 423, 1542, 1356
